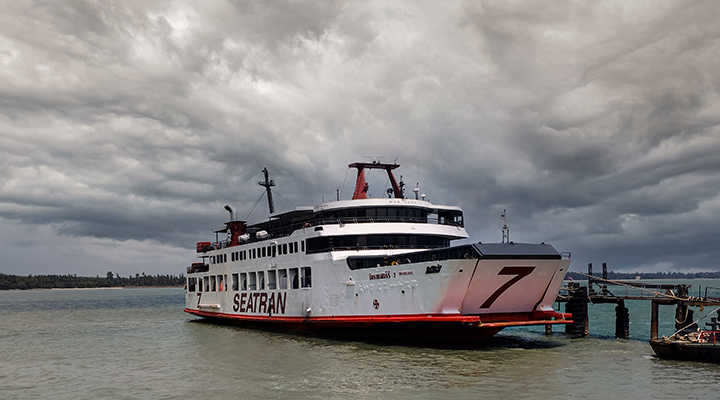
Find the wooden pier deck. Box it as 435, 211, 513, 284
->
554, 263, 720, 338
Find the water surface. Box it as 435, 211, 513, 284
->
2, 286, 720, 399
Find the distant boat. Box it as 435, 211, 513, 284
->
183, 161, 572, 344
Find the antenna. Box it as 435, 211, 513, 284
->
258, 167, 275, 214
501, 209, 510, 243
362, 155, 386, 164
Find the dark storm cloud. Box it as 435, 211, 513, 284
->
1, 0, 720, 275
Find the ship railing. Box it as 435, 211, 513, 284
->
308, 244, 445, 255
187, 263, 209, 274
699, 330, 720, 344
204, 216, 464, 248
308, 216, 462, 227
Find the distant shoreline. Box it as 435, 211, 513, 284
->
1, 286, 183, 291
0, 272, 185, 291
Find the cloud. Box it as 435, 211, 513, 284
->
1, 0, 720, 276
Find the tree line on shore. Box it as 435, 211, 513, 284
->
0, 271, 185, 290
565, 270, 720, 280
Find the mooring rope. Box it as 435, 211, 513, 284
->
670, 306, 720, 337
571, 271, 685, 301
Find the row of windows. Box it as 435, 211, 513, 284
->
187, 267, 312, 292
306, 234, 450, 254
317, 207, 427, 220
314, 207, 464, 227
210, 241, 305, 264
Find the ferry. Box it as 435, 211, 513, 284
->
184, 162, 572, 343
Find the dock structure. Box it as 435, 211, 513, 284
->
554, 263, 720, 339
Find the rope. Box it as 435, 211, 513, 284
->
571, 271, 685, 301
273, 189, 295, 207
339, 167, 350, 199
671, 306, 720, 337
242, 191, 267, 221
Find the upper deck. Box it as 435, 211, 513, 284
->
196, 162, 467, 253
253, 197, 465, 239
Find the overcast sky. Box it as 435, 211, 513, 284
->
1, 0, 719, 277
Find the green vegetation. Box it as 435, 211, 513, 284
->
565, 271, 720, 280
0, 271, 185, 290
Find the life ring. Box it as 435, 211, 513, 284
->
303, 223, 313, 228
391, 261, 399, 266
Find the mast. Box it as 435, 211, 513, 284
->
258, 167, 275, 214
348, 162, 405, 200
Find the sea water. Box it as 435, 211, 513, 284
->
2, 284, 720, 400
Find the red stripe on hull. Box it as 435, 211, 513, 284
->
184, 308, 571, 343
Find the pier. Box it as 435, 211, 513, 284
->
554, 263, 720, 339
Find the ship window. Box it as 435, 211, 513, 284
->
366, 208, 376, 217
289, 268, 299, 289
240, 273, 247, 290
262, 247, 266, 258
232, 273, 239, 291
202, 276, 208, 292
249, 272, 257, 290
387, 208, 397, 218
199, 277, 204, 292
278, 269, 288, 290
252, 248, 256, 259
376, 208, 386, 217
283, 243, 288, 254
188, 277, 196, 292
272, 245, 276, 257
217, 275, 224, 291
301, 240, 305, 252
210, 276, 217, 292
224, 254, 227, 263
267, 270, 277, 290
258, 271, 265, 290
301, 267, 312, 288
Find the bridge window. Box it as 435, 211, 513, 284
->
188, 277, 196, 292
232, 273, 238, 291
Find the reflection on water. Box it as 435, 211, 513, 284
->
2, 287, 720, 400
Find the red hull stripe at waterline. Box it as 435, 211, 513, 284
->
185, 308, 571, 328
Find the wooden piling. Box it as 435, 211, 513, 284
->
565, 284, 589, 336
615, 299, 629, 338
651, 300, 659, 339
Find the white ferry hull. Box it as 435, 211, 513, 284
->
185, 244, 570, 343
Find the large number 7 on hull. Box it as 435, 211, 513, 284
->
480, 266, 536, 309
